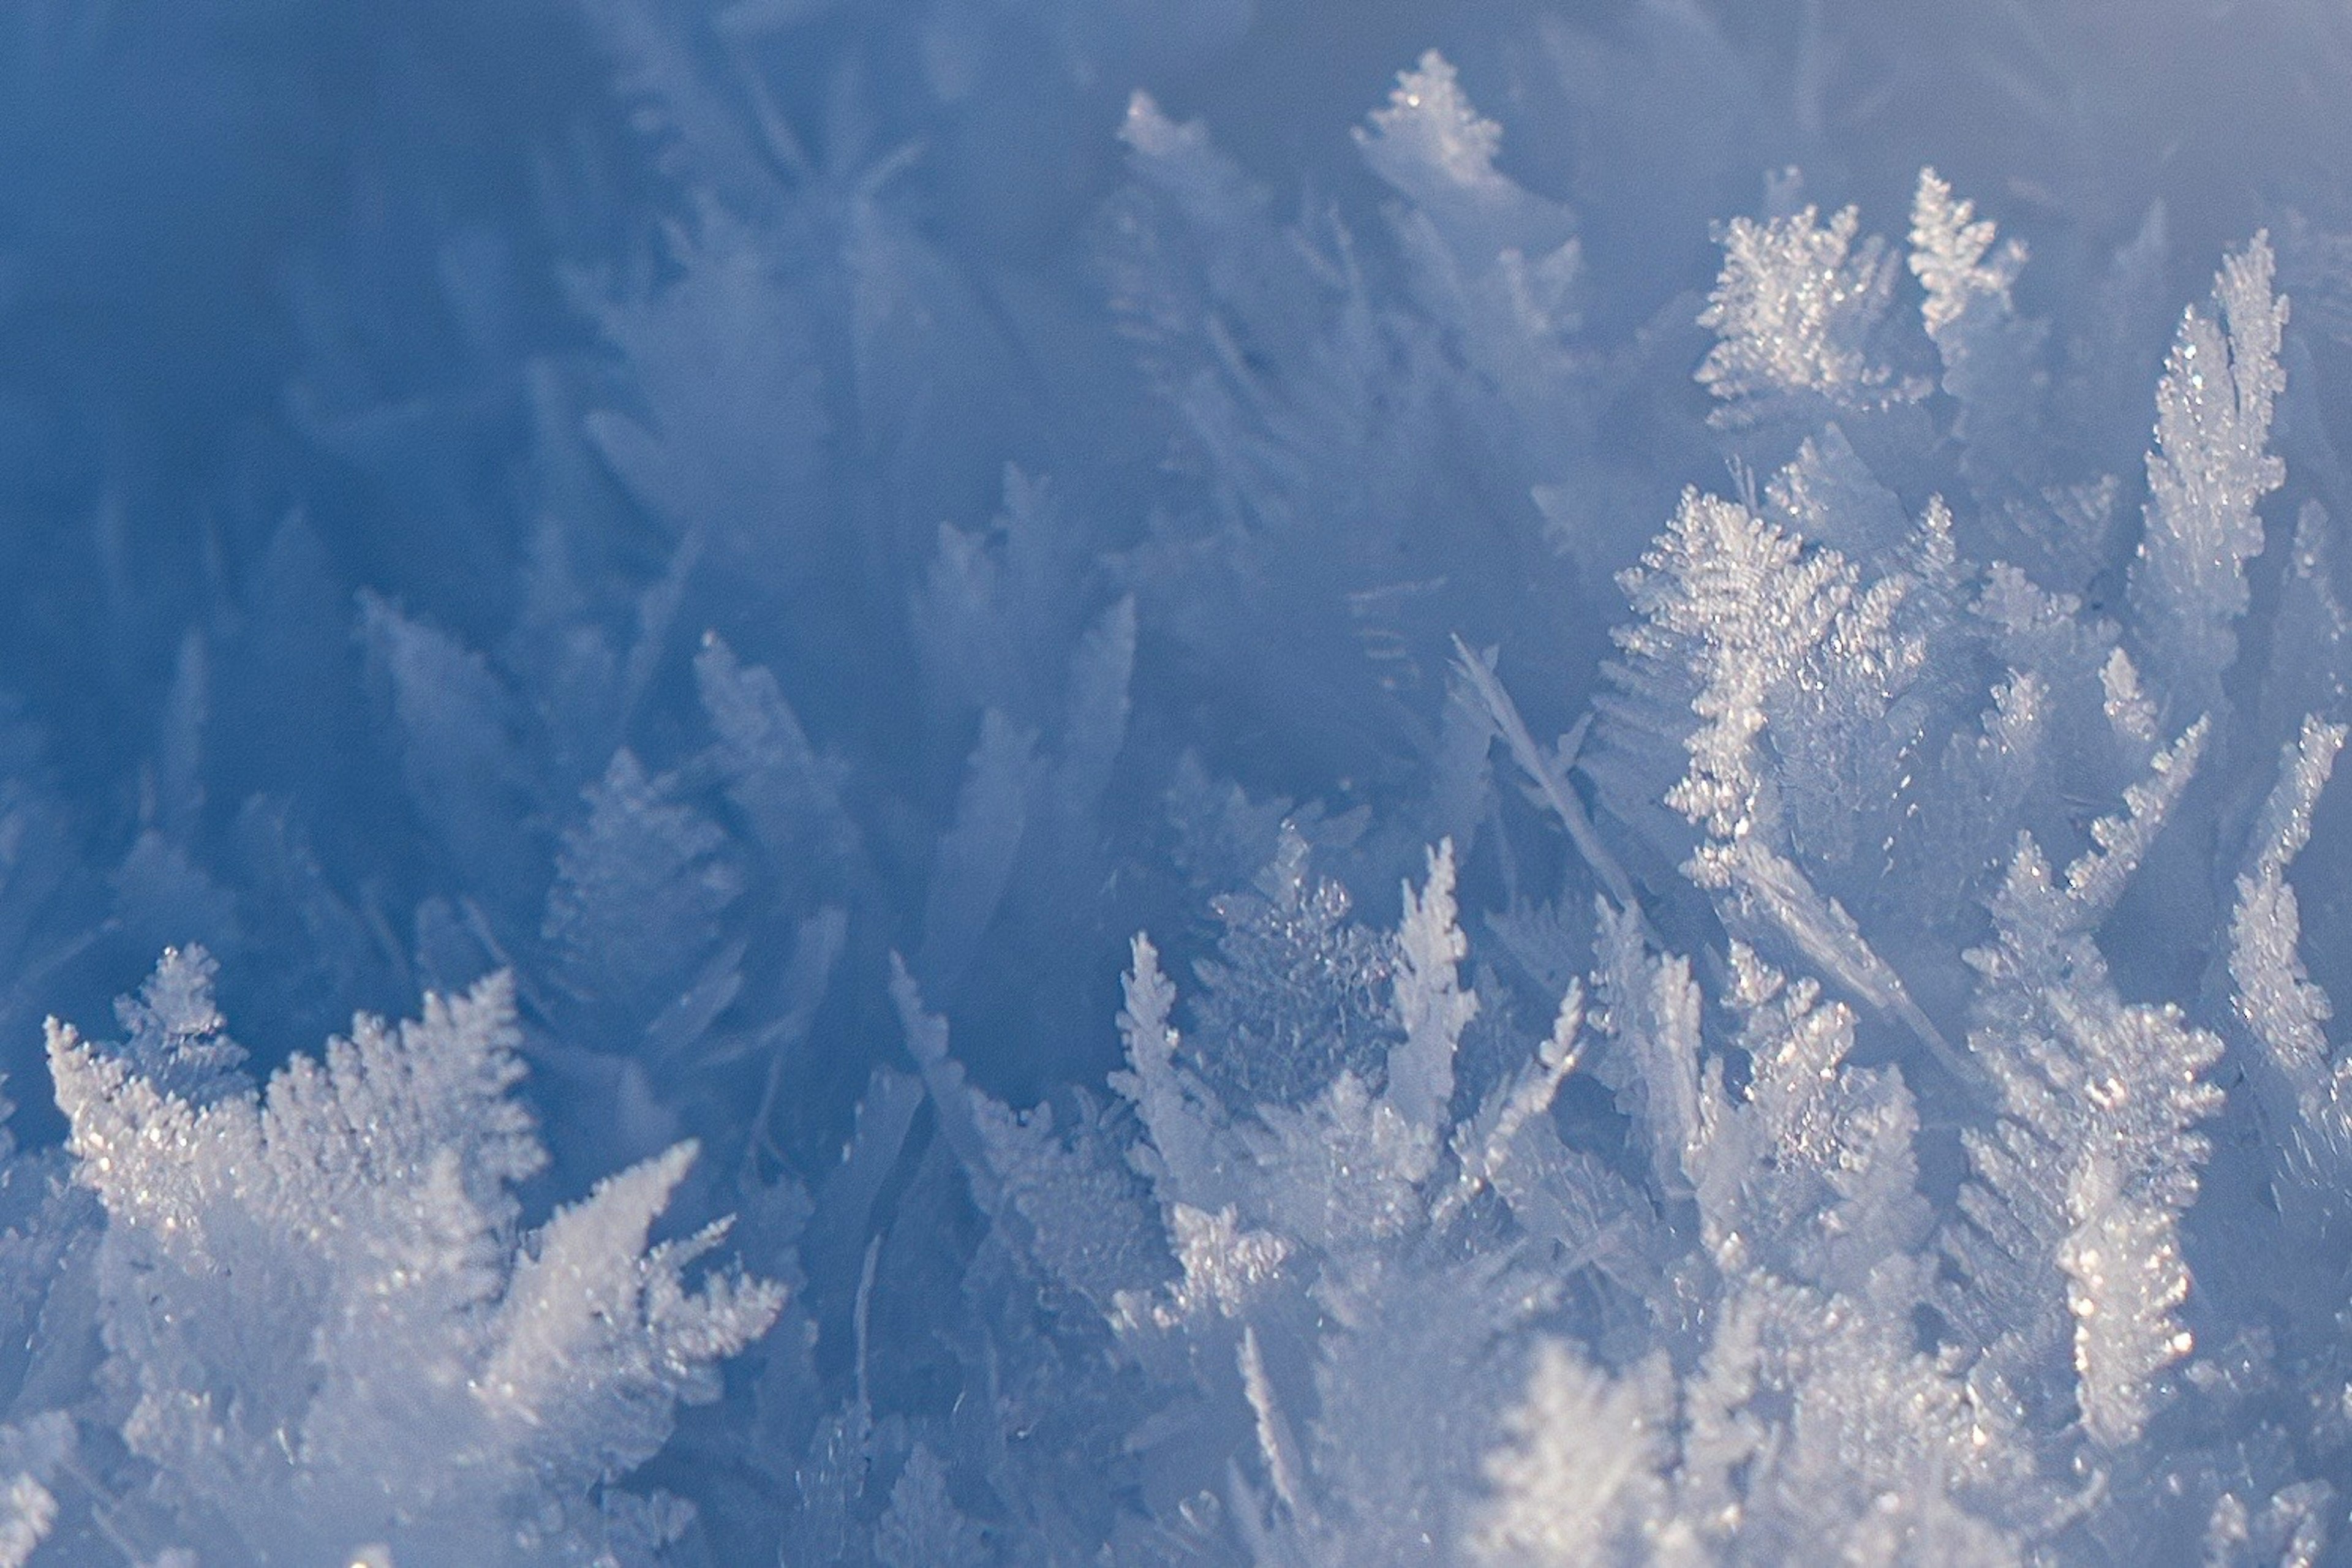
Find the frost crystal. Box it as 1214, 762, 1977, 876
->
1355, 52, 1506, 205
2231, 717, 2351, 1172
1613, 489, 1946, 1063
1909, 170, 2048, 492
8, 13, 2352, 1564
1699, 203, 1912, 420
1189, 826, 1395, 1107
1469, 1342, 1670, 1566
2129, 234, 2289, 703
1910, 169, 2025, 337
544, 748, 742, 1048
47, 955, 783, 1562
1952, 738, 2223, 1449
0, 1419, 67, 1568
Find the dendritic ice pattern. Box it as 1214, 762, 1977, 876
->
3, 2, 2352, 1564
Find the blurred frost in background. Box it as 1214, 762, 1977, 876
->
4, 0, 2352, 1561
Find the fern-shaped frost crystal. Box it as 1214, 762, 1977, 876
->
1698, 203, 1909, 420
1189, 824, 1394, 1108
1618, 491, 1853, 856
1908, 170, 2047, 491
1953, 745, 2225, 1450
2231, 717, 2351, 1167
1469, 1342, 1670, 1566
47, 952, 784, 1562
1909, 170, 2024, 337
1613, 489, 1944, 1059
2128, 234, 2288, 699
1355, 52, 1506, 206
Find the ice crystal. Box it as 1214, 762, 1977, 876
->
2, 6, 2351, 1562
2129, 235, 2289, 707
45, 957, 783, 1562
1698, 203, 1912, 420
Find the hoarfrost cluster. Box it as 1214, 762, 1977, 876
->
0, 1, 2350, 1562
